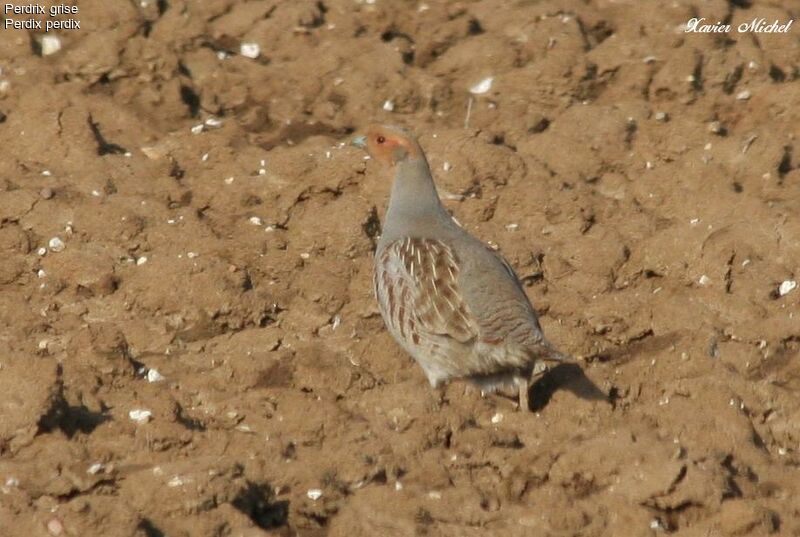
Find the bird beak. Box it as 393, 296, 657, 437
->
351, 135, 367, 149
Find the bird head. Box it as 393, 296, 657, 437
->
351, 124, 423, 166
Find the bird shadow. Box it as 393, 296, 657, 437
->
528, 363, 609, 412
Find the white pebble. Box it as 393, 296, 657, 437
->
37, 269, 46, 278
216, 51, 228, 60
37, 247, 47, 256
136, 256, 148, 266
249, 216, 263, 226
469, 77, 494, 95
382, 100, 395, 112
46, 518, 63, 536
128, 409, 152, 424
307, 489, 323, 500
40, 35, 61, 56
190, 124, 204, 134
300, 252, 310, 260
86, 463, 104, 475
736, 90, 751, 101
698, 275, 711, 286
167, 475, 185, 487
147, 368, 165, 383
491, 412, 504, 424
428, 491, 442, 500
240, 42, 261, 59
91, 190, 101, 197
201, 153, 209, 162
654, 111, 667, 122
41, 170, 52, 176
258, 168, 267, 175
38, 339, 48, 349
505, 223, 519, 231
643, 55, 657, 64
395, 481, 403, 491
48, 237, 65, 252
443, 161, 452, 172
187, 252, 198, 259
224, 176, 235, 185
689, 218, 699, 225
205, 117, 223, 128
778, 280, 797, 296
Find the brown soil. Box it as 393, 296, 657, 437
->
1, 0, 800, 535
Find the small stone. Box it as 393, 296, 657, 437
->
48, 237, 65, 252
249, 216, 263, 226
37, 269, 46, 278
443, 161, 452, 172
382, 100, 394, 112
240, 42, 261, 59
136, 256, 148, 266
778, 280, 797, 296
307, 489, 323, 500
40, 35, 62, 56
187, 252, 198, 259
469, 77, 494, 95
224, 176, 235, 185
46, 517, 63, 536
698, 275, 711, 286
708, 121, 724, 134
87, 463, 104, 475
40, 187, 54, 199
736, 90, 751, 101
205, 117, 223, 128
491, 412, 504, 424
37, 247, 47, 256
654, 111, 668, 122
190, 124, 204, 134
146, 369, 165, 383
128, 409, 152, 424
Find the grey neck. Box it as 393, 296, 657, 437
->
383, 158, 452, 241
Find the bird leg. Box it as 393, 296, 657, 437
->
516, 374, 530, 412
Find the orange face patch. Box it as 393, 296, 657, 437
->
364, 125, 419, 165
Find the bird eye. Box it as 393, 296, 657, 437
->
377, 136, 386, 144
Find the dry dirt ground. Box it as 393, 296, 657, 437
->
1, 0, 800, 535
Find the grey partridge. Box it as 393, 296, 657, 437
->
353, 124, 569, 410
